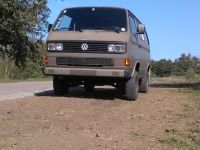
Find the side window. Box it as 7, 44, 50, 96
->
129, 16, 136, 34
134, 17, 149, 45
59, 15, 72, 29
54, 15, 72, 30
135, 18, 144, 41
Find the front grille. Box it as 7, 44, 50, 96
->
57, 57, 113, 66
63, 41, 108, 53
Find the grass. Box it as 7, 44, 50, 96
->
161, 127, 200, 150
162, 136, 188, 149
151, 76, 200, 91
159, 76, 200, 150
151, 75, 200, 84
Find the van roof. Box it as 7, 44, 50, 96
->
62, 6, 128, 12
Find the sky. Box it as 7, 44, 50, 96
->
47, 0, 200, 60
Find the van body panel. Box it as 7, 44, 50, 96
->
47, 32, 129, 42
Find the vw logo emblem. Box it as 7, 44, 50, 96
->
81, 43, 88, 51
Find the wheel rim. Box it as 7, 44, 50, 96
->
146, 77, 148, 87
146, 74, 149, 88
136, 79, 139, 92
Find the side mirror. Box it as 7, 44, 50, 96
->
48, 24, 53, 32
137, 24, 145, 34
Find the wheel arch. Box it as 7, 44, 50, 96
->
130, 61, 140, 77
147, 63, 151, 72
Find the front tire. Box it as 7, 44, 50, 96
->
53, 76, 69, 96
125, 71, 139, 101
139, 72, 149, 93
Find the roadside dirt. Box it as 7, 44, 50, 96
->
0, 83, 199, 150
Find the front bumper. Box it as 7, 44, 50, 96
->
43, 67, 132, 78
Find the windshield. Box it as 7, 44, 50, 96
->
53, 7, 127, 32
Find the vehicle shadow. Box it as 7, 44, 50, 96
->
34, 86, 125, 100
150, 82, 200, 91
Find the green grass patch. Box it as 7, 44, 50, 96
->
159, 77, 200, 150
161, 129, 200, 150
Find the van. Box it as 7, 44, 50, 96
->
44, 7, 150, 101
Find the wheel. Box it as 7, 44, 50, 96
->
115, 82, 125, 92
53, 76, 69, 96
125, 71, 139, 101
139, 71, 149, 93
84, 82, 95, 92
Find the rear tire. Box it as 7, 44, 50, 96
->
53, 76, 69, 96
84, 82, 95, 92
125, 71, 139, 101
139, 72, 149, 93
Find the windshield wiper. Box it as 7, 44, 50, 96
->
71, 26, 121, 33
54, 27, 82, 32
54, 27, 72, 31
99, 26, 121, 33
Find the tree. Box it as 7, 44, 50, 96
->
151, 53, 200, 77
0, 0, 50, 67
151, 59, 173, 77
172, 53, 199, 76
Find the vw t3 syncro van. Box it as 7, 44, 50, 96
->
44, 7, 150, 101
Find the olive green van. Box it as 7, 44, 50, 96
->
44, 7, 150, 100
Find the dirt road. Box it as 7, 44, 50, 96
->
0, 80, 199, 150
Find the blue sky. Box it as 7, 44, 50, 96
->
48, 0, 200, 60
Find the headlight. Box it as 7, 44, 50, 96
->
108, 44, 126, 53
48, 43, 63, 51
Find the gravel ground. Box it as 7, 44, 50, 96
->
0, 81, 199, 150
0, 81, 52, 101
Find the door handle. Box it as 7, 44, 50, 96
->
138, 45, 142, 48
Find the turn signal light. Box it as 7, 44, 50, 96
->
124, 58, 130, 66
43, 56, 48, 64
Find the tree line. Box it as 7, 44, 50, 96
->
151, 53, 200, 77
